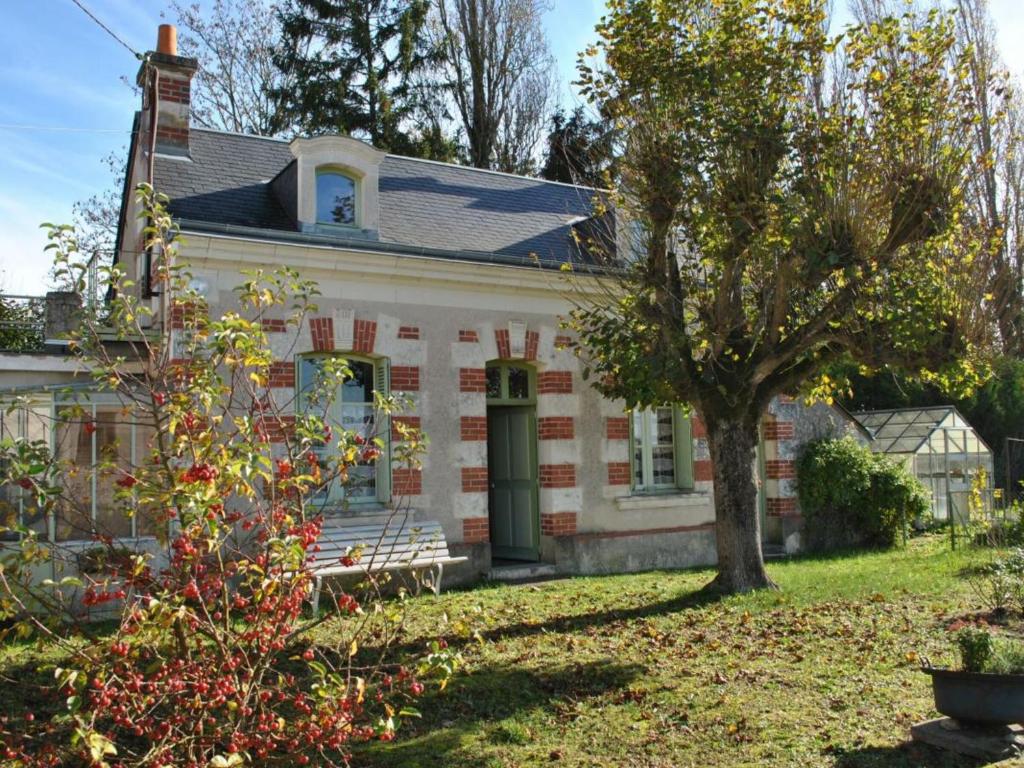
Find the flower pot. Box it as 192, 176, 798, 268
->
924, 667, 1024, 725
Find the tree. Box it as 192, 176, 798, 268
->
570, 0, 992, 592
431, 0, 556, 171
540, 106, 617, 187
855, 0, 1024, 355
171, 0, 296, 136
0, 187, 456, 764
276, 0, 435, 154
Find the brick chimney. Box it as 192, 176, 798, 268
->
137, 24, 198, 157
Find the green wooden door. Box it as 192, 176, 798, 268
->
487, 406, 540, 561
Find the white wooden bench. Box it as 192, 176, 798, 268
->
307, 520, 467, 612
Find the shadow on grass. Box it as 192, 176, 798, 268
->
832, 742, 990, 768
355, 658, 643, 768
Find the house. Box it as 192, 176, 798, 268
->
854, 406, 994, 520
0, 27, 870, 582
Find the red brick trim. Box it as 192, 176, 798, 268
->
391, 365, 420, 391
459, 368, 486, 392
170, 299, 206, 330
397, 325, 420, 340
495, 329, 511, 359
762, 420, 795, 440
606, 417, 629, 440
393, 467, 422, 496
554, 334, 573, 349
268, 362, 294, 388
458, 329, 479, 342
460, 416, 488, 441
257, 415, 295, 443
573, 522, 715, 541
691, 416, 707, 439
525, 330, 539, 361
462, 517, 489, 543
766, 497, 799, 517
539, 463, 576, 488
607, 462, 631, 486
538, 416, 574, 440
353, 319, 377, 354
693, 459, 713, 482
391, 416, 421, 441
540, 511, 577, 536
765, 459, 796, 479
310, 317, 334, 352
261, 318, 287, 333
461, 467, 489, 492
537, 371, 572, 394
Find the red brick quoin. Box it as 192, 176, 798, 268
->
606, 417, 629, 440
762, 420, 795, 440
539, 464, 576, 488
541, 512, 577, 536
495, 329, 511, 359
461, 467, 489, 493
537, 371, 572, 394
460, 416, 488, 441
392, 467, 422, 495
538, 416, 574, 440
268, 362, 294, 389
390, 366, 420, 391
458, 329, 479, 342
353, 319, 377, 354
607, 462, 631, 486
397, 325, 420, 340
462, 517, 489, 543
459, 368, 486, 392
766, 497, 799, 517
765, 460, 796, 480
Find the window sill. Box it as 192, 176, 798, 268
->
615, 491, 710, 513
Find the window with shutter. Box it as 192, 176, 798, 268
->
298, 354, 390, 507
630, 406, 694, 493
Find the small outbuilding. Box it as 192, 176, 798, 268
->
853, 406, 993, 520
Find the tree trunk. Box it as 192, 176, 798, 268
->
704, 413, 777, 593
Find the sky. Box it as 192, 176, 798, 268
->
0, 0, 1022, 295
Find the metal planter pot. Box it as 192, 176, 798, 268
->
925, 667, 1024, 725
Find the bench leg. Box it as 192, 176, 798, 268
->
310, 576, 322, 615
431, 563, 443, 596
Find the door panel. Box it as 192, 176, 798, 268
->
487, 406, 539, 560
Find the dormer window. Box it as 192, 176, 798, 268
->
316, 169, 357, 226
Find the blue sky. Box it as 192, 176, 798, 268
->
0, 0, 1022, 294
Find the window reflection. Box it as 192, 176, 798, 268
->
316, 172, 356, 226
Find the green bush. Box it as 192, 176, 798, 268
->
956, 627, 993, 672
797, 437, 931, 551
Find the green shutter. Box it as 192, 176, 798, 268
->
375, 358, 391, 504
673, 407, 694, 490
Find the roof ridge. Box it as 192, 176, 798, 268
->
384, 152, 606, 192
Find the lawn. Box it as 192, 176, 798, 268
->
0, 536, 1010, 767
344, 536, 1005, 768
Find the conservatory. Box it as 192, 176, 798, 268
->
854, 406, 994, 520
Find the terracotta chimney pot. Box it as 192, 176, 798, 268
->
157, 24, 177, 56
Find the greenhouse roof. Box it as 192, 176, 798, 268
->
852, 406, 989, 455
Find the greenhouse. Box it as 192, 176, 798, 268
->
854, 406, 994, 520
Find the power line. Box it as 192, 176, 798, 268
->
68, 0, 142, 60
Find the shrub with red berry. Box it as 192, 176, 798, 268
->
0, 185, 457, 766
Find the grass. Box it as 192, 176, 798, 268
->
0, 536, 1012, 767
342, 536, 1008, 768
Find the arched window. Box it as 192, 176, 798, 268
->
316, 170, 357, 226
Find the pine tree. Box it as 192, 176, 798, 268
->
276, 0, 432, 153
539, 107, 617, 188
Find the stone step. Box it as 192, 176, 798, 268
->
761, 544, 789, 561
488, 562, 559, 582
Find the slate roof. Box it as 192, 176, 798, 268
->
153, 128, 601, 266
853, 407, 990, 455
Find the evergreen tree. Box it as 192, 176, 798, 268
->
276, 0, 432, 153
539, 106, 616, 188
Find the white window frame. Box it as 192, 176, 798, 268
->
297, 354, 391, 508
630, 405, 694, 494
